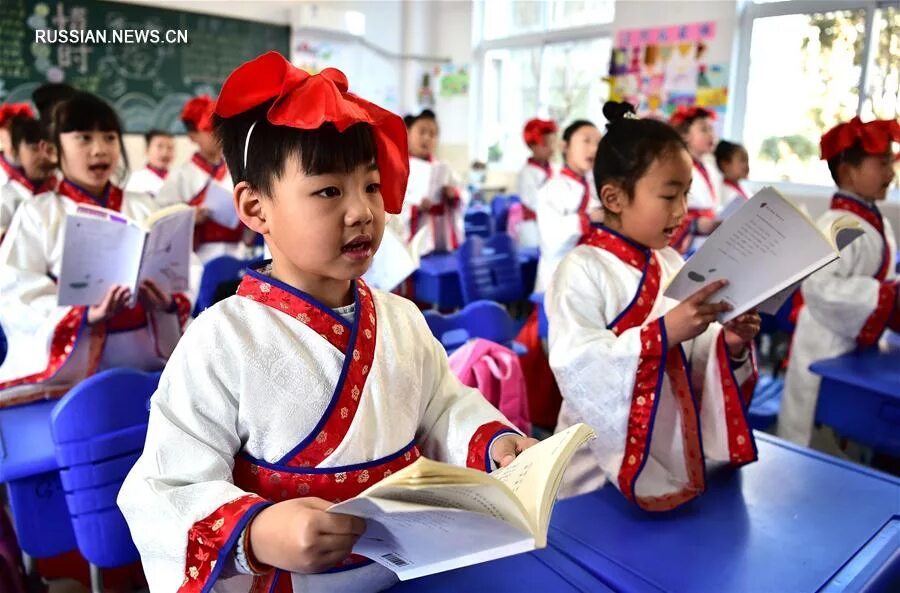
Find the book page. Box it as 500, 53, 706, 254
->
137, 206, 195, 294
58, 207, 145, 306
405, 158, 433, 207
429, 162, 452, 201
330, 497, 534, 580
716, 196, 745, 221
666, 187, 839, 323
489, 423, 595, 546
202, 182, 240, 229
362, 223, 418, 291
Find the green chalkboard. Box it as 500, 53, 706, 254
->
0, 0, 290, 133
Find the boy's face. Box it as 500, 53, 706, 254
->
408, 119, 438, 160
722, 147, 749, 181
14, 139, 53, 180
843, 151, 896, 201
146, 135, 175, 169
188, 129, 222, 161
530, 133, 556, 162
240, 156, 385, 301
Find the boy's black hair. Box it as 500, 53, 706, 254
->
10, 117, 48, 148
213, 102, 377, 198
405, 109, 437, 130
595, 101, 687, 199
714, 140, 746, 170
562, 119, 596, 143
32, 83, 77, 123
50, 91, 129, 172
826, 141, 869, 185
182, 121, 199, 133
145, 129, 173, 146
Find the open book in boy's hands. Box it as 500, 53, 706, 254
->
665, 187, 864, 322
58, 204, 195, 306
328, 423, 595, 580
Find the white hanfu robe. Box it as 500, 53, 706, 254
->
157, 153, 246, 263
125, 165, 168, 198
0, 156, 56, 241
779, 193, 899, 446
535, 167, 599, 291
548, 227, 758, 511
118, 267, 520, 593
0, 180, 196, 407
398, 156, 465, 256
670, 157, 721, 254
515, 159, 552, 249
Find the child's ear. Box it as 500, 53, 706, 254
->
234, 181, 268, 235
600, 183, 626, 214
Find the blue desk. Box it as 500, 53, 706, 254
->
0, 400, 76, 558
548, 433, 900, 593
414, 249, 539, 309
387, 545, 612, 593
811, 349, 900, 456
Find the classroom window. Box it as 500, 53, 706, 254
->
735, 1, 900, 189
479, 37, 611, 169
480, 0, 614, 41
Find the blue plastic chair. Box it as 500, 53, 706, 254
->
747, 374, 784, 431
456, 234, 524, 305
194, 255, 260, 315
50, 368, 160, 593
491, 195, 511, 234
464, 206, 493, 239
423, 300, 524, 354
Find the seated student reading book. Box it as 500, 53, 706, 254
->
329, 422, 594, 580
665, 186, 863, 322
58, 203, 195, 306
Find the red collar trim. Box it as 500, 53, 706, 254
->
58, 179, 123, 211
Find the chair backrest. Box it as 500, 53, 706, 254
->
491, 195, 511, 234
195, 255, 256, 315
423, 300, 518, 351
456, 234, 524, 304
50, 368, 160, 569
464, 206, 493, 239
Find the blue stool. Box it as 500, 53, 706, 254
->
456, 235, 524, 304
464, 206, 493, 239
194, 255, 261, 315
529, 293, 548, 339
51, 368, 160, 592
747, 374, 784, 431
424, 300, 525, 354
491, 195, 511, 234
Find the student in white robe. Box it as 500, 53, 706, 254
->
515, 118, 557, 248
399, 109, 465, 253
157, 95, 252, 262
0, 102, 36, 186
548, 101, 761, 511
715, 140, 751, 208
0, 92, 194, 408
779, 117, 900, 447
535, 119, 603, 291
667, 106, 722, 254
125, 129, 175, 197
0, 117, 56, 242
117, 52, 537, 593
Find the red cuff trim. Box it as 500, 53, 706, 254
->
177, 494, 270, 593
715, 332, 757, 466
466, 421, 516, 471
857, 282, 897, 348
172, 293, 193, 330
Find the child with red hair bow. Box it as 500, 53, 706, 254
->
0, 102, 37, 186
515, 118, 558, 248
780, 116, 900, 447
118, 51, 536, 593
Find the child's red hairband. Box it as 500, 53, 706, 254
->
0, 103, 35, 128
820, 116, 900, 161
523, 118, 557, 147
668, 106, 715, 129
215, 51, 409, 214
180, 95, 215, 132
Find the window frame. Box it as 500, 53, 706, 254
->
471, 1, 615, 170
727, 0, 897, 191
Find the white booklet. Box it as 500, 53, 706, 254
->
666, 187, 863, 322
58, 204, 195, 306
404, 158, 452, 207
202, 182, 240, 229
363, 222, 418, 292
328, 423, 595, 581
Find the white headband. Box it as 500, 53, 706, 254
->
243, 121, 257, 169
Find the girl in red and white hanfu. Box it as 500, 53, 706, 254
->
515, 118, 557, 248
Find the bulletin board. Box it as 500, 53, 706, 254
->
608, 21, 729, 129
